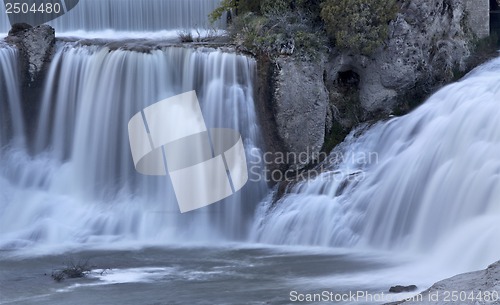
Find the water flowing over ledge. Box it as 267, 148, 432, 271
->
0, 43, 267, 251
0, 44, 24, 147
0, 0, 223, 34
252, 57, 500, 273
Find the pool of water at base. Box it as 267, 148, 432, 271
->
0, 245, 430, 305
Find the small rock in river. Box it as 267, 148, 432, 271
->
389, 285, 418, 293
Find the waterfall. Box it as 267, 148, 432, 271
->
252, 57, 500, 271
0, 0, 223, 34
0, 44, 24, 147
0, 43, 267, 249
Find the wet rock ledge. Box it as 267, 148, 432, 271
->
387, 261, 500, 305
6, 23, 55, 83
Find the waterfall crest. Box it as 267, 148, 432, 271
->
0, 0, 223, 34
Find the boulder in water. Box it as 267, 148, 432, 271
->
389, 285, 418, 293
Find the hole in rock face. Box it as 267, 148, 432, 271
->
328, 69, 362, 130
337, 70, 360, 88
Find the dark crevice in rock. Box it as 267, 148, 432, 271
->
337, 70, 360, 87
254, 54, 288, 185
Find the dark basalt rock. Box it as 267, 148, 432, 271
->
6, 23, 56, 82
8, 23, 33, 36
389, 285, 418, 293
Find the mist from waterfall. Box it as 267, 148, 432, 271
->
252, 57, 500, 273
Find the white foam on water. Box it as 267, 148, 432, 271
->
54, 29, 226, 40
55, 267, 176, 293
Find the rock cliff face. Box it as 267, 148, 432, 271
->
258, 0, 483, 173
272, 57, 330, 170
349, 0, 474, 113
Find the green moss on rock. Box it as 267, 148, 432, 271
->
320, 0, 399, 55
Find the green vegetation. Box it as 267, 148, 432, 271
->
209, 0, 262, 23
210, 0, 400, 57
212, 0, 325, 59
322, 120, 349, 153
320, 0, 399, 55
230, 12, 326, 59
209, 0, 238, 23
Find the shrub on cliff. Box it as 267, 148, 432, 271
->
209, 0, 236, 23
320, 0, 399, 55
209, 0, 262, 23
261, 0, 322, 20
230, 11, 326, 59
210, 0, 400, 57
214, 0, 325, 59
260, 0, 291, 15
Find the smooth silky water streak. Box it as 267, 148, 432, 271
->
162, 128, 248, 213
0, 0, 224, 33
0, 44, 267, 250
128, 91, 249, 213
0, 43, 24, 147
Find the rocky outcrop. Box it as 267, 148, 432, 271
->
258, 0, 482, 175
255, 56, 330, 174
465, 0, 490, 38
6, 24, 56, 83
327, 0, 475, 115
273, 57, 329, 170
388, 261, 500, 305
389, 285, 418, 293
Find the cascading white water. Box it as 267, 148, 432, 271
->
0, 44, 24, 147
252, 57, 500, 271
0, 43, 267, 250
0, 0, 224, 34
